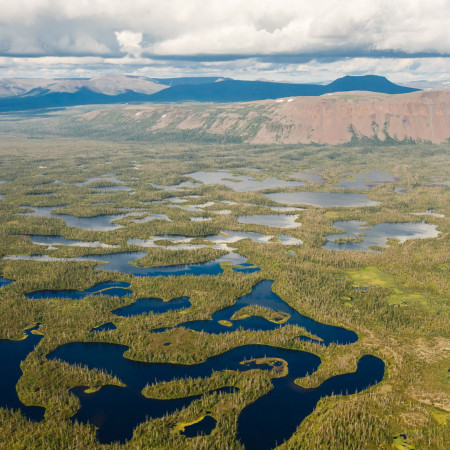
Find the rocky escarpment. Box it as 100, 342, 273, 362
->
74, 90, 450, 144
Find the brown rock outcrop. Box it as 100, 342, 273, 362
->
76, 90, 450, 144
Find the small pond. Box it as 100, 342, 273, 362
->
18, 206, 145, 231
132, 213, 171, 223
238, 214, 300, 228
185, 171, 306, 192
113, 296, 191, 317
190, 217, 212, 222
180, 415, 217, 437
26, 281, 132, 300
5, 251, 257, 277
411, 210, 445, 218
25, 234, 118, 248
265, 192, 380, 208
323, 221, 440, 252
291, 172, 325, 183
25, 191, 53, 196
0, 276, 13, 288
169, 201, 215, 213
74, 174, 125, 187
128, 230, 302, 249
269, 206, 306, 213
81, 251, 253, 277
165, 196, 188, 203
149, 181, 202, 191
91, 322, 117, 332
127, 238, 209, 251
91, 185, 132, 193
427, 180, 450, 186
335, 170, 399, 190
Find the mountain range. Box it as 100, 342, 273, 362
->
0, 74, 418, 112
30, 89, 447, 145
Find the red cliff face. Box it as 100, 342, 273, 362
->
251, 90, 450, 144
77, 90, 450, 144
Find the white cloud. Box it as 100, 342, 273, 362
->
1, 55, 449, 85
0, 0, 449, 57
0, 1, 449, 81
115, 30, 142, 57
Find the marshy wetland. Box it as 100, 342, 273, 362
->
0, 134, 448, 449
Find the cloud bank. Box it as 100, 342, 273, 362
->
0, 0, 449, 81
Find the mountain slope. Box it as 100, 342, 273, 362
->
42, 75, 168, 95
146, 79, 325, 102
0, 87, 163, 112
151, 77, 231, 86
64, 90, 450, 144
0, 75, 418, 112
0, 78, 57, 97
148, 75, 416, 103
324, 75, 415, 94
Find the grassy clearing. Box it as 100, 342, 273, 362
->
346, 266, 429, 307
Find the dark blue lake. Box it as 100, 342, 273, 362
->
237, 354, 384, 450
164, 280, 357, 346
69, 383, 236, 444
232, 265, 261, 274
48, 342, 320, 444
113, 296, 191, 317
5, 251, 258, 278
48, 341, 383, 448
79, 251, 252, 277
26, 281, 132, 300
0, 326, 45, 421
181, 415, 217, 437
91, 322, 117, 332
0, 276, 13, 288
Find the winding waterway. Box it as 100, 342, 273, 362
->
26, 281, 132, 300
18, 206, 145, 231
7, 251, 257, 277
48, 341, 383, 448
158, 280, 357, 346
0, 326, 45, 421
113, 296, 191, 317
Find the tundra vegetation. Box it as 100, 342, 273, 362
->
0, 120, 448, 449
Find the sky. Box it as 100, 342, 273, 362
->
0, 0, 449, 82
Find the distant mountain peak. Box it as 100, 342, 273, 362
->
0, 74, 419, 112
325, 75, 413, 94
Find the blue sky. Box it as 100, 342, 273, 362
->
0, 0, 449, 82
